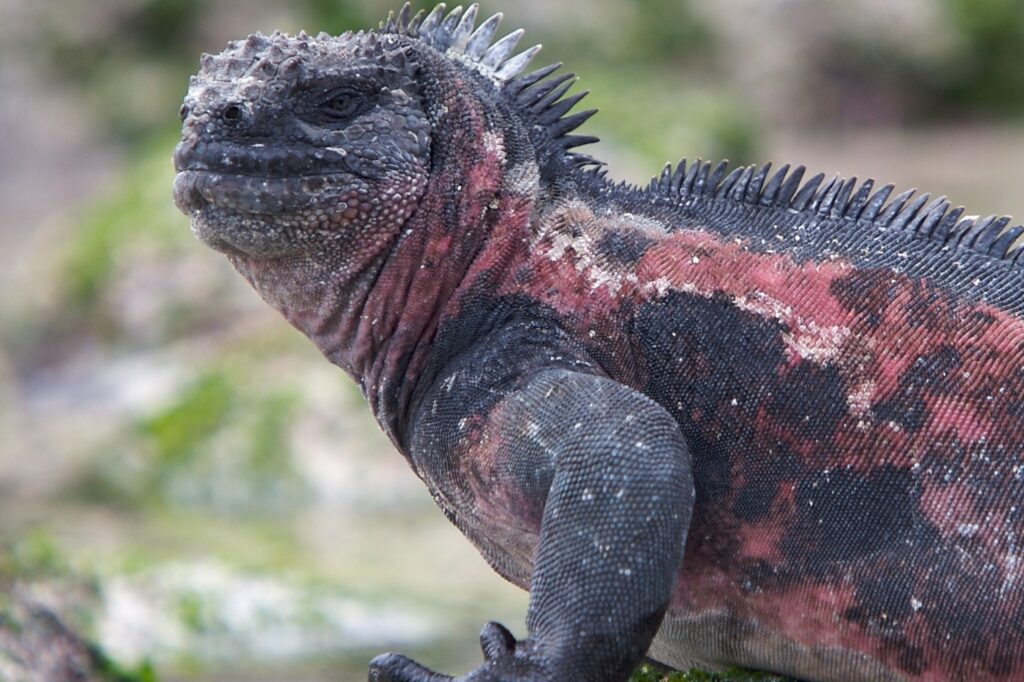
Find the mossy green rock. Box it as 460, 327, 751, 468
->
630, 663, 793, 682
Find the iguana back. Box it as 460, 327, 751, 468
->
506, 163, 1024, 680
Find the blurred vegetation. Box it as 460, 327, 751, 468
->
818, 0, 1024, 122
934, 0, 1024, 115
61, 134, 185, 331
2, 0, 1022, 681
73, 367, 305, 515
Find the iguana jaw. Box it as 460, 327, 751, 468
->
172, 167, 380, 259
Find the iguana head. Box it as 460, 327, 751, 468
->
172, 26, 432, 259
173, 3, 595, 261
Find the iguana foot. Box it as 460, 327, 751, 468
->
368, 652, 452, 682
368, 622, 547, 681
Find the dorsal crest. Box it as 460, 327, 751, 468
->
380, 3, 1021, 267
379, 3, 599, 167
646, 159, 1024, 265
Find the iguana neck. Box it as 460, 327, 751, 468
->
236, 56, 541, 449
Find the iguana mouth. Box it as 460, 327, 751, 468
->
171, 134, 373, 218
173, 137, 357, 178
173, 169, 345, 215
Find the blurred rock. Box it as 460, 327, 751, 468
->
0, 585, 106, 682
695, 0, 956, 126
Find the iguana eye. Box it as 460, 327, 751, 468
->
322, 90, 363, 120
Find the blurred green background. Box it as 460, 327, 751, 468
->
0, 0, 1022, 680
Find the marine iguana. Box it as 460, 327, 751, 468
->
172, 4, 1024, 680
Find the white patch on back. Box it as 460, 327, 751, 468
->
783, 319, 851, 363
538, 200, 668, 296
846, 380, 876, 416
482, 131, 506, 165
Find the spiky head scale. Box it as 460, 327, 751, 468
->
378, 2, 599, 167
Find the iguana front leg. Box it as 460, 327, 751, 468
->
370, 370, 695, 682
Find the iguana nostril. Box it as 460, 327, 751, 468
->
221, 103, 244, 124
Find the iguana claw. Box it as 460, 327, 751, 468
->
478, 622, 517, 662
368, 652, 453, 682
369, 622, 538, 682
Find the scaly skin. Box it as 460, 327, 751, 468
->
173, 4, 1024, 681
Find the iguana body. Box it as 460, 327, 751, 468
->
172, 5, 1024, 681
